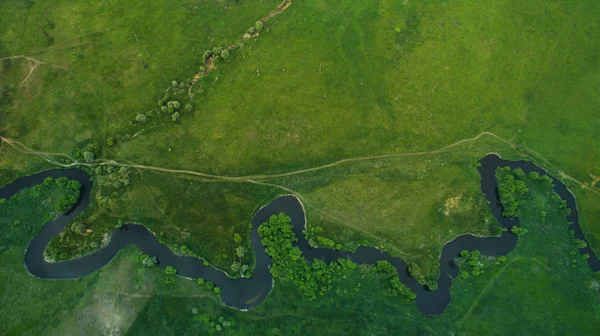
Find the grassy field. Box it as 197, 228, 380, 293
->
2, 176, 598, 335
1, 0, 600, 316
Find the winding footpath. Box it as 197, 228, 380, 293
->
0, 154, 598, 316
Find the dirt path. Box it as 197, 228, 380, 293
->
261, 0, 292, 22
2, 131, 598, 198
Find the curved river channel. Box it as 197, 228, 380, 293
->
0, 154, 598, 316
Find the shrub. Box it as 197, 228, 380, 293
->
135, 113, 147, 123
106, 137, 114, 146
83, 151, 95, 163
255, 21, 264, 31
165, 266, 177, 275
140, 254, 158, 267
202, 50, 213, 63
172, 112, 180, 121
511, 226, 529, 236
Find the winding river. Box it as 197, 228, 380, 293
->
0, 154, 597, 316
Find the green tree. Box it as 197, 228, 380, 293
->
206, 281, 215, 290
184, 103, 193, 112
202, 50, 213, 63
83, 151, 95, 163
106, 137, 115, 146
197, 278, 205, 285
165, 266, 177, 275
220, 49, 230, 60
231, 262, 241, 273
141, 254, 158, 267
172, 112, 180, 121
135, 113, 147, 123
236, 246, 246, 258
573, 239, 588, 249
255, 21, 264, 31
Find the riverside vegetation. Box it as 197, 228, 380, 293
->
1, 0, 600, 334
1, 167, 599, 334
1, 0, 600, 283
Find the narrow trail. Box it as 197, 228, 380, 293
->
1, 132, 598, 198
243, 132, 515, 180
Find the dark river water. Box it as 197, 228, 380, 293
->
0, 154, 597, 315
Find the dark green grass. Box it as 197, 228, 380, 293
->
1, 177, 599, 335
67, 169, 279, 271
125, 172, 600, 335
0, 181, 92, 335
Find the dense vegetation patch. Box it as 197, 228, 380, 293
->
258, 213, 415, 301
0, 177, 79, 249
496, 167, 529, 217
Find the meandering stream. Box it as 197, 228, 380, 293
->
0, 154, 597, 316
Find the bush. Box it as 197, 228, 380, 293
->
172, 112, 180, 121
135, 113, 147, 123
184, 103, 193, 112
167, 101, 181, 111
83, 151, 95, 163
165, 266, 177, 275
255, 21, 264, 31
202, 50, 213, 63
511, 226, 529, 236
220, 49, 230, 60
106, 137, 114, 146
197, 278, 205, 285
496, 167, 529, 217
247, 26, 257, 35
140, 254, 158, 267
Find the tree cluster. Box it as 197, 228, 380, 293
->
374, 260, 417, 299
510, 226, 528, 236
230, 232, 251, 277
140, 254, 158, 267
95, 165, 132, 190
459, 250, 484, 276
195, 314, 235, 333
72, 142, 100, 165
496, 167, 529, 217
305, 225, 342, 250
258, 213, 359, 300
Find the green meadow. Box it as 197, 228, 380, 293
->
1, 0, 600, 333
